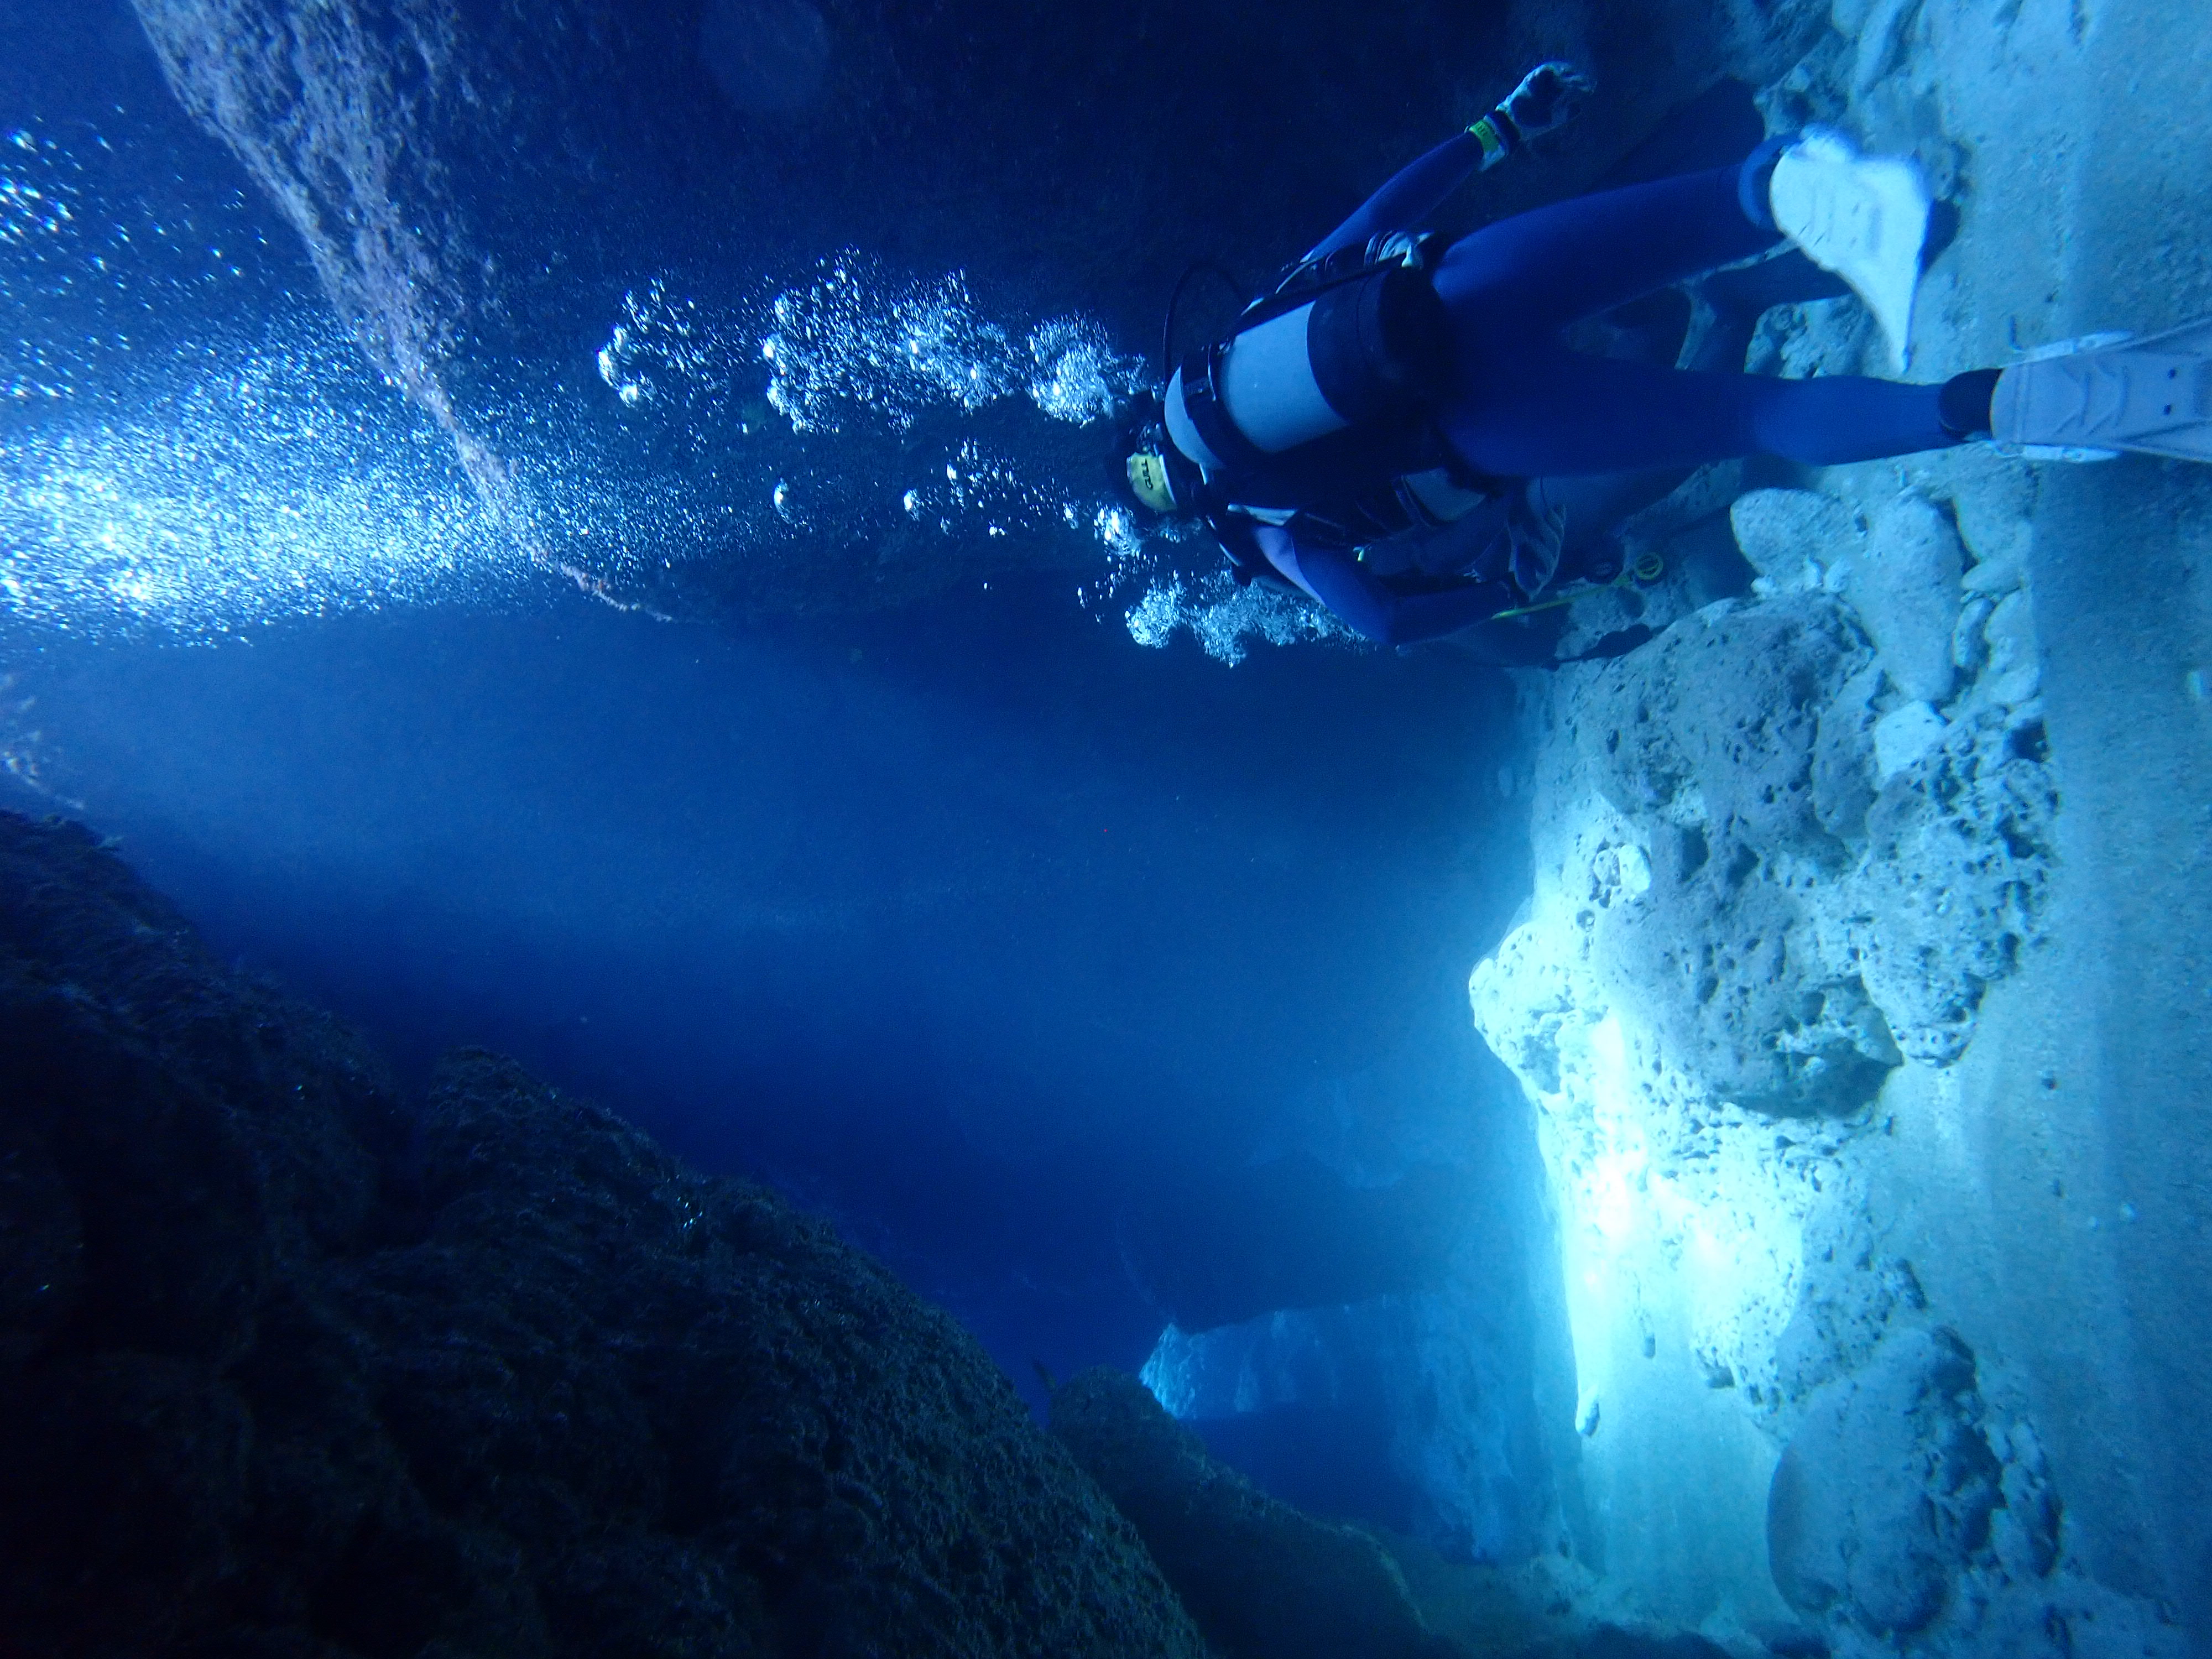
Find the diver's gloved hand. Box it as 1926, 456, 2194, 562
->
1471, 61, 1593, 166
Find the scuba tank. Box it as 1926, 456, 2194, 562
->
1161, 238, 1453, 478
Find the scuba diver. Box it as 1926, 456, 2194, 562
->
1116, 63, 2212, 653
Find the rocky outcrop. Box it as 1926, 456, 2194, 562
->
1464, 447, 2207, 1653
1463, 438, 2086, 1647
1480, 505, 2056, 1115
1748, 1215, 2153, 1657
1769, 1328, 2011, 1635
1457, 58, 2123, 1616
1051, 1366, 1455, 1659
1453, 7, 2212, 1621
0, 812, 1203, 1659
1053, 1370, 1761, 1659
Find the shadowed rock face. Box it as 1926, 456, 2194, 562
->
1050, 1368, 1750, 1659
1050, 1365, 1452, 1659
1767, 1326, 2011, 1638
0, 811, 1203, 1659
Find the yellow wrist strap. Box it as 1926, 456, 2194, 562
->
1469, 115, 1511, 168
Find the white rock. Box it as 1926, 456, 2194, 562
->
1949, 463, 2037, 576
1616, 842, 1652, 899
1850, 492, 1965, 703
1730, 488, 1863, 583
1464, 568, 2062, 1624
1981, 589, 2041, 705
1961, 550, 2027, 595
1770, 1329, 1996, 1631
1814, 663, 1886, 841
1953, 594, 1995, 674
1852, 0, 1923, 97
1873, 701, 1948, 781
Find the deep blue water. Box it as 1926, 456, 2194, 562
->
0, 0, 1554, 1547
0, 575, 1532, 1414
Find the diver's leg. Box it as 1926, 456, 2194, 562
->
1530, 470, 1687, 539
1441, 347, 1954, 478
1697, 249, 1852, 333
1681, 248, 1854, 372
1433, 158, 1781, 333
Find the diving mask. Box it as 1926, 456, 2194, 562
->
1125, 448, 1180, 514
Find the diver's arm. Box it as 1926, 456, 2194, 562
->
1305, 132, 1490, 263
1305, 61, 1593, 261
1255, 526, 1513, 647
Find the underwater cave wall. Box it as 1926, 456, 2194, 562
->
1465, 0, 2211, 1650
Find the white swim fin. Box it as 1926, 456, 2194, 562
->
1766, 128, 1931, 372
1991, 317, 2212, 463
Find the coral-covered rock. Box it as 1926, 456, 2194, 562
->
0, 811, 1202, 1659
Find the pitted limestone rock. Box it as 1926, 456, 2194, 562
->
1770, 1213, 1928, 1411
1872, 701, 1947, 782
1585, 820, 1901, 1118
1572, 592, 1869, 861
1947, 456, 2038, 580
1951, 594, 1995, 676
1979, 589, 2041, 707
1480, 578, 2055, 1119
1811, 662, 1885, 842
1849, 703, 2056, 1063
1493, 594, 1906, 1118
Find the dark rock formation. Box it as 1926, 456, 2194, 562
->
1766, 1326, 2006, 1636
1050, 1365, 1454, 1659
0, 811, 1204, 1659
1049, 1368, 1755, 1659
1568, 1634, 1734, 1659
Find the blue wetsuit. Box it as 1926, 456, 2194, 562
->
1305, 129, 1494, 263
1431, 156, 1950, 475
1253, 519, 1520, 648
1255, 135, 1958, 645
